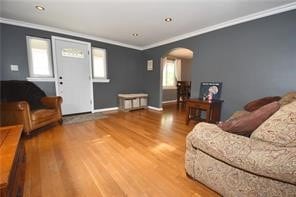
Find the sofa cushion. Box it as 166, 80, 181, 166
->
244, 96, 281, 112
31, 109, 57, 121
251, 100, 296, 147
187, 123, 296, 185
278, 92, 296, 106
218, 102, 280, 137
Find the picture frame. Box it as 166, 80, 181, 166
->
199, 82, 223, 100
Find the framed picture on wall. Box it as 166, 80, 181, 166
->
199, 82, 223, 100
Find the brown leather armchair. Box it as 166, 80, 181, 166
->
0, 97, 63, 135
0, 81, 63, 135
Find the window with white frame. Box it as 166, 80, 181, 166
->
92, 47, 107, 79
162, 59, 176, 88
26, 36, 53, 78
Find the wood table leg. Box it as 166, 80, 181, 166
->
186, 106, 190, 125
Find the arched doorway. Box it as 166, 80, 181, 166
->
160, 48, 194, 109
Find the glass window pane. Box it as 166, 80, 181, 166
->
163, 60, 176, 88
27, 37, 53, 78
92, 48, 107, 78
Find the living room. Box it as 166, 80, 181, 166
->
0, 0, 296, 196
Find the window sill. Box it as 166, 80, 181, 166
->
27, 77, 56, 82
163, 86, 177, 90
92, 78, 110, 83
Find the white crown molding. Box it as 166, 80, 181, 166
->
142, 2, 296, 50
1, 2, 295, 51
0, 17, 142, 50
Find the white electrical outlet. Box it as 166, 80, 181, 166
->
10, 65, 19, 71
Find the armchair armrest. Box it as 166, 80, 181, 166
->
40, 96, 63, 109
187, 122, 296, 185
0, 101, 30, 111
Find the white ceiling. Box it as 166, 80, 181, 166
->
1, 0, 296, 49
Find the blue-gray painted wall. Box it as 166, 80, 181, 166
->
142, 10, 296, 120
1, 10, 296, 118
0, 23, 145, 109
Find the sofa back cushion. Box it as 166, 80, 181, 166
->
278, 92, 296, 106
244, 96, 281, 112
218, 102, 280, 137
251, 100, 296, 147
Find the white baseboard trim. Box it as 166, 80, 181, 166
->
148, 106, 163, 111
92, 107, 118, 113
162, 100, 177, 104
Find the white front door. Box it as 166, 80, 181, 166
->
52, 37, 93, 115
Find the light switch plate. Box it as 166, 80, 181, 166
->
10, 65, 19, 71
147, 60, 153, 71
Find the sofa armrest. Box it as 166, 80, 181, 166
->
187, 122, 296, 185
0, 101, 32, 133
40, 96, 63, 109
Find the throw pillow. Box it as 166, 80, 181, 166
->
218, 101, 280, 137
251, 100, 296, 147
244, 96, 281, 112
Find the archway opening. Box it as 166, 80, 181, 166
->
160, 47, 194, 109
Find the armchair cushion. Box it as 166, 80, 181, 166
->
31, 109, 57, 121
188, 122, 296, 185
251, 100, 296, 147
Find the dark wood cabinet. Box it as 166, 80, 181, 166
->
0, 125, 25, 197
186, 99, 223, 124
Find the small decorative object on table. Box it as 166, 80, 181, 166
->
118, 93, 148, 112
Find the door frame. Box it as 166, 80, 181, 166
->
51, 36, 94, 113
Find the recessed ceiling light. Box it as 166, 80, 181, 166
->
165, 17, 173, 22
35, 5, 45, 11
132, 33, 139, 37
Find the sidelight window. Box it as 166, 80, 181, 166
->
26, 36, 53, 78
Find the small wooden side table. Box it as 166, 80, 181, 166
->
186, 99, 223, 124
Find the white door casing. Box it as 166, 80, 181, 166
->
52, 36, 94, 115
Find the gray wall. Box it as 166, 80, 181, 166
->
1, 10, 296, 116
181, 59, 192, 81
143, 10, 296, 120
0, 23, 145, 109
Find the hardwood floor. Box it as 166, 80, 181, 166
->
23, 104, 219, 197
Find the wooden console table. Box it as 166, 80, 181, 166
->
186, 99, 223, 124
0, 125, 25, 197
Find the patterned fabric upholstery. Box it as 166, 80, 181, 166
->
279, 92, 296, 106
185, 147, 296, 197
251, 100, 296, 147
185, 122, 296, 196
188, 123, 296, 184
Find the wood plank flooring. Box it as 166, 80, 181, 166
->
23, 104, 219, 197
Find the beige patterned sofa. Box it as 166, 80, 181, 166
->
185, 97, 296, 196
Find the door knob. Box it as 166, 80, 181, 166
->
59, 76, 63, 79
60, 82, 63, 85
